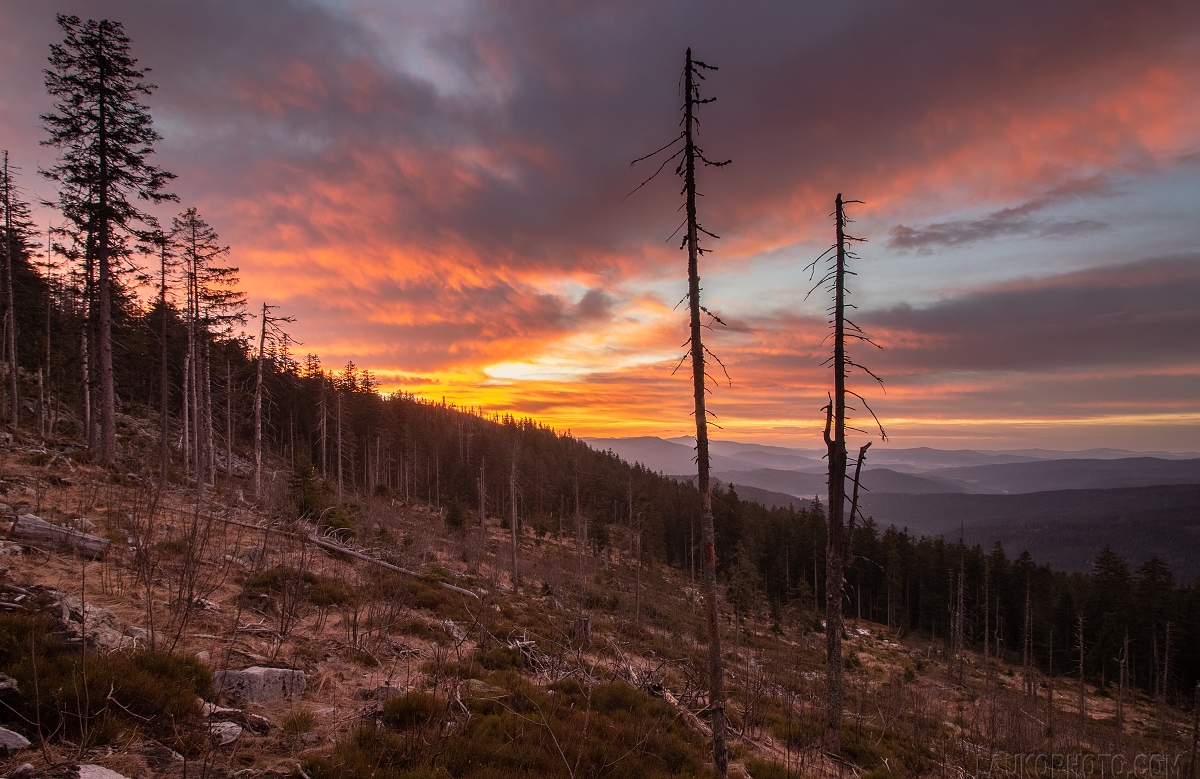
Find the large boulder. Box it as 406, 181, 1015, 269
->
76, 766, 130, 779
0, 725, 31, 752
212, 666, 305, 706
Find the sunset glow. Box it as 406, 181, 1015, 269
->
2, 0, 1197, 450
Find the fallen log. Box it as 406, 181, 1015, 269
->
9, 514, 110, 560
215, 514, 479, 599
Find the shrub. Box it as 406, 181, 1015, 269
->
475, 646, 523, 672
283, 709, 316, 734
0, 614, 209, 752
382, 691, 445, 732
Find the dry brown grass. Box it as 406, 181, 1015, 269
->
1, 439, 1195, 779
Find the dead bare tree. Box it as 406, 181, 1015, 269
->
2, 151, 17, 428
253, 302, 295, 501
629, 47, 732, 777
805, 194, 886, 753
510, 442, 520, 593
1077, 614, 1086, 740
1117, 628, 1129, 732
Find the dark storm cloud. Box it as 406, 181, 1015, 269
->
7, 0, 1197, 270
863, 255, 1200, 372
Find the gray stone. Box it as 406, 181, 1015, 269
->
55, 593, 130, 651
0, 672, 19, 692
76, 766, 129, 779
0, 726, 31, 752
371, 684, 408, 701
9, 764, 35, 779
201, 701, 240, 718
212, 666, 306, 706
208, 721, 243, 746
442, 619, 466, 642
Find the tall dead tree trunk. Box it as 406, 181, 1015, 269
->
1188, 681, 1198, 779
955, 551, 966, 683
81, 231, 92, 449
1024, 579, 1035, 701
510, 447, 519, 593
1047, 629, 1055, 740
479, 457, 486, 529
95, 48, 117, 467
336, 390, 343, 503
681, 48, 730, 777
630, 49, 731, 774
253, 301, 266, 501
1117, 628, 1129, 733
158, 235, 170, 482
181, 349, 190, 475
983, 558, 991, 669
225, 357, 232, 485
2, 152, 17, 429
1078, 615, 1086, 738
822, 195, 851, 753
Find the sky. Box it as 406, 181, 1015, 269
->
2, 0, 1199, 451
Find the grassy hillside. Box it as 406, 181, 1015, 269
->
1, 441, 1197, 779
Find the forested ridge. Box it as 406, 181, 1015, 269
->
0, 18, 1197, 775
4, 197, 1198, 705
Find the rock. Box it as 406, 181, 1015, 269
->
10, 764, 35, 779
465, 679, 505, 698
0, 672, 19, 692
123, 626, 148, 644
55, 593, 130, 651
76, 766, 129, 779
371, 684, 407, 701
69, 517, 97, 533
442, 619, 466, 642
299, 732, 321, 745
0, 502, 13, 517
0, 541, 23, 556
0, 725, 31, 752
196, 650, 211, 664
243, 713, 273, 735
208, 721, 243, 746
212, 667, 306, 706
201, 701, 241, 718
131, 739, 184, 765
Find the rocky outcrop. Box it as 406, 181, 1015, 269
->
212, 666, 305, 706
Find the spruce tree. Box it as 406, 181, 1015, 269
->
41, 14, 175, 464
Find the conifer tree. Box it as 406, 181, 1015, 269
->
41, 14, 175, 464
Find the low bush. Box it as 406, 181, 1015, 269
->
0, 614, 210, 752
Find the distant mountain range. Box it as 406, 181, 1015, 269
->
584, 436, 1200, 496
585, 436, 1200, 578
